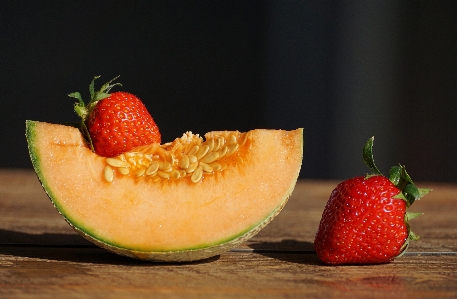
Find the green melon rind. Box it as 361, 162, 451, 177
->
26, 120, 68, 220
26, 120, 116, 248
26, 120, 302, 262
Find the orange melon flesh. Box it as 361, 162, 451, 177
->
26, 120, 303, 262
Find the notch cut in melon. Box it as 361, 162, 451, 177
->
26, 120, 303, 262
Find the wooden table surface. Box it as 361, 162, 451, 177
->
1, 168, 456, 298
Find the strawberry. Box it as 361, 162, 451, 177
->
314, 137, 431, 265
69, 76, 161, 157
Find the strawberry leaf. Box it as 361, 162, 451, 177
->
389, 164, 425, 207
406, 212, 423, 221
409, 230, 420, 241
89, 75, 100, 99
393, 183, 422, 207
88, 75, 121, 105
396, 239, 410, 258
100, 75, 121, 94
69, 92, 84, 105
418, 188, 433, 198
403, 183, 420, 204
389, 166, 401, 185
393, 192, 407, 200
70, 92, 88, 119
400, 166, 414, 184
80, 121, 94, 152
363, 136, 382, 175
93, 92, 111, 102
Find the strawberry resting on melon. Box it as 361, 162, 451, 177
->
25, 77, 303, 262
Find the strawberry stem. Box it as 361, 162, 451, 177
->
89, 76, 99, 99
87, 75, 121, 109
362, 136, 382, 175
68, 75, 122, 153
362, 136, 432, 207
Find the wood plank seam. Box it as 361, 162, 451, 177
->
1, 244, 456, 256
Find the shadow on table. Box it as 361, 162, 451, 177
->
0, 229, 219, 266
247, 239, 321, 265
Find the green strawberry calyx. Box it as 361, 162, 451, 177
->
68, 76, 122, 151
362, 136, 432, 249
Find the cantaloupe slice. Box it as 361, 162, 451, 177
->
26, 120, 303, 262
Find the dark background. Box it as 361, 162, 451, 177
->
1, 1, 456, 182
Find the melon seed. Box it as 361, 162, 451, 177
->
118, 167, 130, 175
207, 138, 215, 151
200, 151, 220, 164
128, 158, 137, 166
209, 162, 222, 171
218, 145, 228, 158
213, 138, 221, 152
186, 161, 198, 173
156, 148, 173, 164
199, 162, 213, 173
102, 129, 249, 184
228, 134, 237, 145
188, 155, 197, 163
191, 166, 203, 183
170, 169, 180, 179
158, 161, 172, 172
226, 144, 239, 156
178, 155, 190, 169
106, 158, 129, 168
146, 161, 159, 175
104, 165, 114, 183
239, 133, 248, 146
196, 145, 210, 160
188, 145, 199, 156
150, 175, 161, 182
135, 169, 145, 177
219, 136, 225, 147
157, 170, 171, 179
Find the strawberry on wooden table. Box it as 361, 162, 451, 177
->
314, 137, 431, 265
69, 76, 161, 157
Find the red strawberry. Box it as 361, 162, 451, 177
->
314, 137, 431, 265
69, 76, 161, 157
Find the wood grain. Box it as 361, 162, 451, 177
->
1, 248, 456, 299
1, 169, 457, 298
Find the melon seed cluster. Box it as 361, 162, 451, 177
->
103, 131, 250, 184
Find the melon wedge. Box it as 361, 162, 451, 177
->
26, 120, 303, 262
